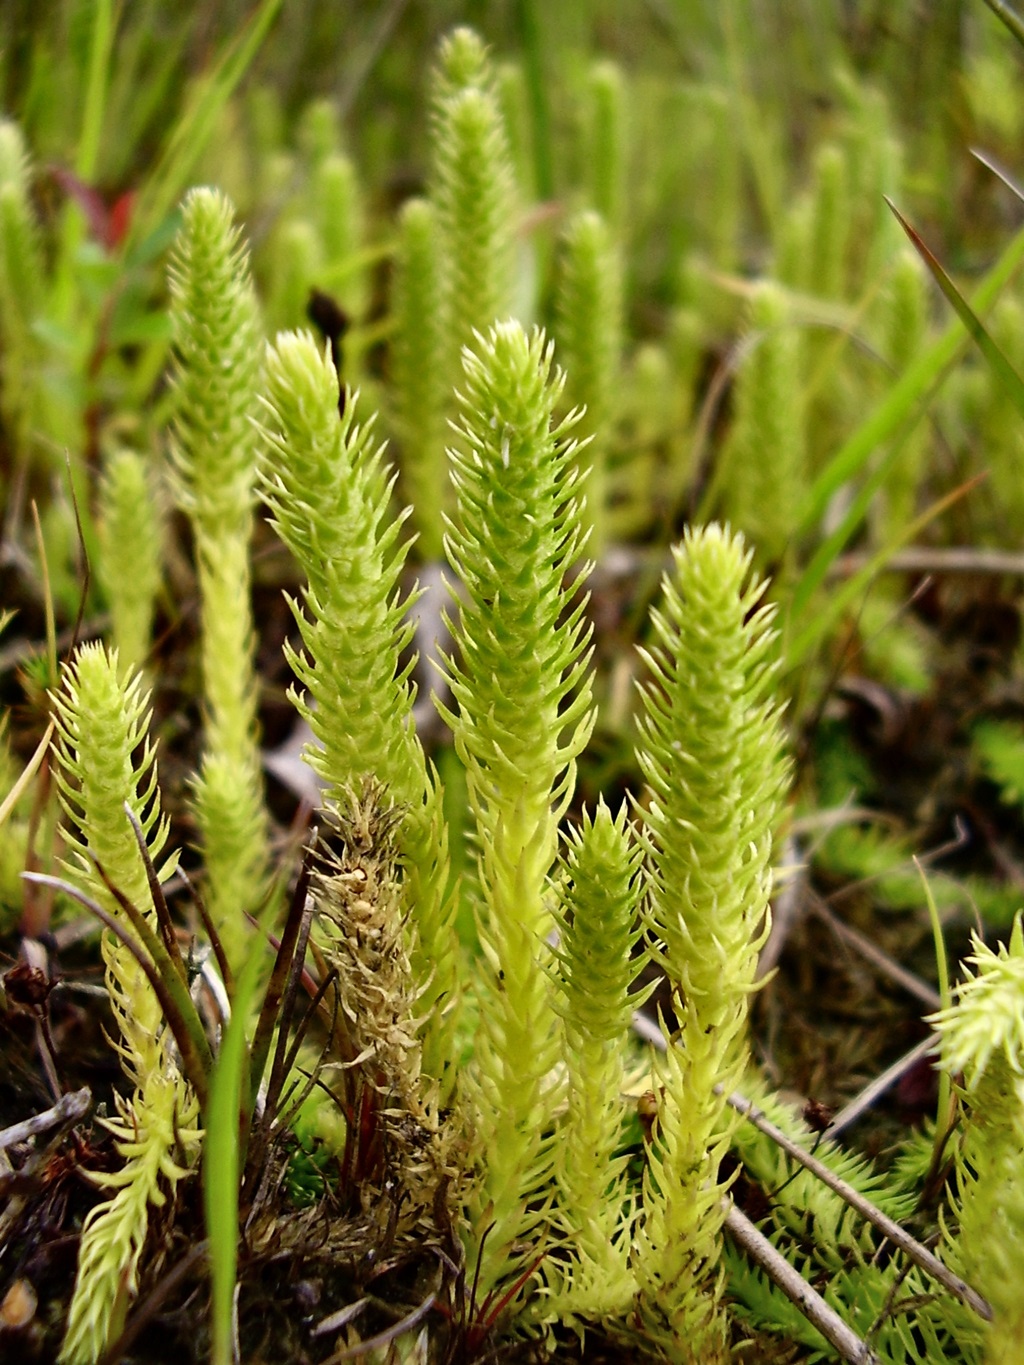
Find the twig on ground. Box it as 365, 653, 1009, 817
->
724, 1202, 879, 1365
0, 1086, 91, 1150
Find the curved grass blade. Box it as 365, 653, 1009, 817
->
886, 196, 1024, 420
786, 475, 981, 669
971, 148, 1024, 205
982, 0, 1024, 48
796, 218, 1024, 540
127, 0, 283, 252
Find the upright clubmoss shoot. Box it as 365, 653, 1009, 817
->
554, 208, 622, 557
545, 800, 648, 1324
391, 197, 451, 560
97, 448, 163, 676
259, 331, 459, 1093
582, 60, 628, 237
439, 320, 595, 1293
930, 916, 1024, 1365
720, 282, 806, 570
0, 117, 44, 472
874, 245, 930, 540
430, 29, 518, 381
168, 186, 269, 967
51, 645, 199, 1365
632, 525, 788, 1363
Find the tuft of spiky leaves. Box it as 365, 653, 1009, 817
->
544, 799, 648, 1325
259, 330, 459, 1092
167, 186, 268, 965
554, 208, 622, 557
726, 1080, 928, 1362
51, 645, 199, 1365
439, 320, 595, 1293
632, 524, 788, 1364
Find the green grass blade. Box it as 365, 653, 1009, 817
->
796, 217, 1024, 540
204, 931, 267, 1365
982, 0, 1024, 48
887, 195, 1024, 419
127, 0, 283, 251
785, 476, 980, 669
76, 0, 115, 182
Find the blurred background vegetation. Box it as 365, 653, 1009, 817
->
4, 0, 1024, 1138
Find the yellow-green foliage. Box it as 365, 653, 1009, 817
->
391, 197, 450, 559
430, 28, 518, 379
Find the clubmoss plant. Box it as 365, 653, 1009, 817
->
720, 283, 806, 570
258, 330, 458, 1091
0, 117, 44, 478
168, 186, 269, 968
554, 208, 623, 557
806, 142, 852, 304
97, 448, 164, 676
439, 320, 595, 1294
632, 524, 788, 1363
430, 29, 518, 383
391, 196, 451, 559
873, 244, 930, 540
51, 644, 199, 1365
930, 916, 1024, 1365
545, 799, 648, 1325
582, 60, 628, 238
312, 152, 366, 321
